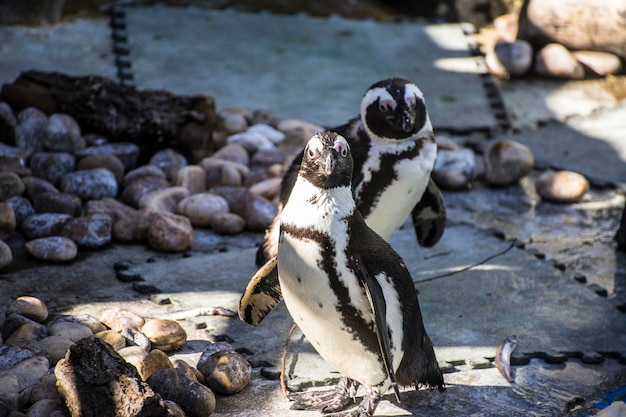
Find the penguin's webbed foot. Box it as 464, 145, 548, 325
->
322, 385, 382, 417
289, 377, 358, 412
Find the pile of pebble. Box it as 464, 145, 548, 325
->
484, 13, 623, 79
432, 135, 590, 202
0, 99, 592, 270
0, 101, 322, 268
0, 295, 251, 416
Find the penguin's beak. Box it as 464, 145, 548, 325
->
322, 152, 336, 176
398, 108, 414, 132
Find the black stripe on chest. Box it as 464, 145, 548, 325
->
280, 223, 380, 356
354, 131, 425, 218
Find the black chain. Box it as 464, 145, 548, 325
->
108, 5, 135, 89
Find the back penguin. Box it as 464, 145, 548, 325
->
256, 77, 445, 268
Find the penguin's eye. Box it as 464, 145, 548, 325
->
340, 147, 348, 157
307, 148, 315, 158
378, 99, 396, 113
406, 96, 417, 109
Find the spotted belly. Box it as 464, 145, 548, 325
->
277, 233, 388, 387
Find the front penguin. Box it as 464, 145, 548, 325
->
275, 131, 444, 417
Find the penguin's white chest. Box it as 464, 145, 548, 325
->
277, 182, 388, 386
278, 232, 388, 387
359, 140, 437, 240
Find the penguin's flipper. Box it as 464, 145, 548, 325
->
238, 255, 283, 325
411, 178, 446, 247
354, 256, 401, 403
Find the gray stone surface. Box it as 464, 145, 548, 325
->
123, 6, 497, 130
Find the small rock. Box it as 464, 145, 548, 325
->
24, 236, 77, 262
118, 345, 147, 367
7, 296, 48, 322
141, 319, 187, 352
83, 133, 108, 147
21, 213, 72, 240
217, 108, 250, 135
25, 398, 66, 416
29, 152, 75, 186
94, 330, 126, 351
248, 177, 281, 201
176, 193, 230, 227
483, 140, 534, 186
175, 165, 206, 194
210, 212, 246, 235
432, 148, 477, 190
147, 368, 216, 417
173, 359, 206, 385
248, 123, 285, 144
250, 148, 289, 168
60, 168, 118, 201
277, 118, 324, 152
133, 349, 174, 381
2, 313, 39, 340
227, 130, 276, 153
113, 207, 151, 242
52, 314, 108, 334
164, 400, 186, 417
5, 322, 47, 345
0, 101, 17, 144
76, 153, 126, 184
245, 193, 278, 231
42, 113, 85, 153
0, 154, 30, 176
572, 50, 623, 77
21, 176, 58, 201
15, 107, 47, 152
251, 109, 280, 127
212, 143, 250, 166
123, 165, 167, 188
76, 142, 140, 171
210, 186, 248, 215
99, 309, 145, 334
5, 196, 35, 227
197, 349, 251, 395
122, 175, 170, 208
534, 43, 585, 79
486, 40, 533, 78
48, 321, 94, 342
0, 172, 25, 200
138, 186, 190, 213
149, 149, 187, 182
26, 373, 60, 404
3, 356, 50, 391
61, 213, 113, 248
0, 202, 16, 240
0, 240, 12, 269
203, 161, 249, 189
0, 345, 36, 372
536, 170, 589, 203
33, 191, 82, 217
200, 157, 249, 179
146, 211, 193, 252
39, 336, 75, 365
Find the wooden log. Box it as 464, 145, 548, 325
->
517, 0, 626, 59
0, 70, 218, 162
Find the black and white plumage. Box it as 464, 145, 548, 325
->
242, 132, 444, 417
241, 78, 445, 327
256, 77, 446, 268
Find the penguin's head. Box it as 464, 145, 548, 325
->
300, 132, 353, 189
360, 78, 432, 140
